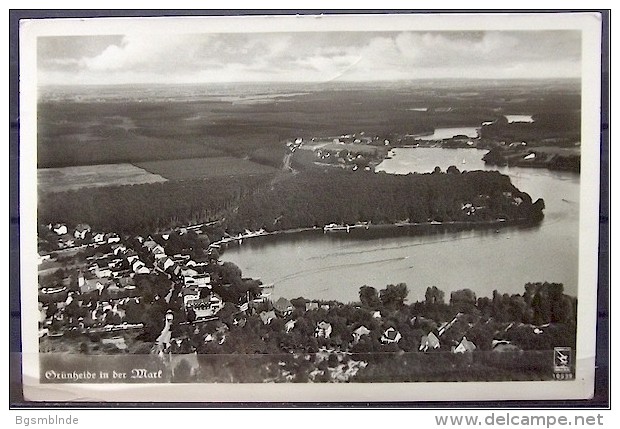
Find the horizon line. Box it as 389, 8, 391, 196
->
39, 77, 582, 88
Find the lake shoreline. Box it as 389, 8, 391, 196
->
213, 216, 541, 253
219, 147, 577, 303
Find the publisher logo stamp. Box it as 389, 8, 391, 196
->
553, 347, 574, 380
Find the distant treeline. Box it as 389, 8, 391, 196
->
483, 147, 580, 172
224, 169, 545, 233
479, 112, 581, 143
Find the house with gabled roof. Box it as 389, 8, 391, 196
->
185, 273, 211, 289
118, 276, 136, 290
453, 336, 477, 354
181, 267, 199, 277
273, 297, 293, 317
171, 265, 182, 277
159, 256, 175, 271
182, 286, 201, 308
93, 232, 106, 243
187, 292, 224, 319
106, 233, 121, 244
52, 223, 68, 235
132, 260, 150, 275
284, 319, 296, 333
74, 224, 91, 240
381, 327, 402, 344
352, 325, 371, 344
105, 283, 122, 297
315, 321, 332, 339
419, 332, 441, 352
492, 339, 521, 353
152, 245, 167, 259
143, 239, 158, 251
111, 243, 126, 255
81, 278, 108, 294
260, 310, 276, 325
126, 253, 140, 264
305, 302, 319, 311
93, 260, 112, 278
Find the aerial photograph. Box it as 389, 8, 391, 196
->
34, 21, 583, 385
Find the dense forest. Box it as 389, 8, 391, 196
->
38, 174, 274, 234
225, 168, 545, 233
479, 113, 581, 144
483, 147, 581, 172
38, 168, 545, 236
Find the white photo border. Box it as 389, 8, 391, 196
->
18, 11, 603, 403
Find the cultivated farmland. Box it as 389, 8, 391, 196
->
38, 163, 167, 193
134, 157, 279, 180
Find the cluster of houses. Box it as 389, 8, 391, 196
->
313, 148, 375, 171
135, 236, 226, 325
287, 133, 389, 172
253, 298, 484, 355
39, 227, 151, 337
42, 223, 121, 251
253, 299, 528, 357
291, 133, 390, 148
38, 291, 143, 340
417, 313, 482, 354
38, 222, 227, 342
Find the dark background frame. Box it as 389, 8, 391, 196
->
8, 8, 610, 409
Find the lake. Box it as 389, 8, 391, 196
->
505, 114, 534, 123
414, 127, 480, 140
221, 148, 580, 303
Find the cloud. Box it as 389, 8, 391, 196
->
79, 34, 199, 72
38, 30, 581, 85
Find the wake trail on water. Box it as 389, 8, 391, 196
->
274, 256, 409, 283
305, 233, 482, 261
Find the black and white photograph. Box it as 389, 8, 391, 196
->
18, 12, 603, 402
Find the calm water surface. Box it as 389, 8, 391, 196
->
415, 127, 480, 140
504, 114, 534, 123
222, 148, 579, 303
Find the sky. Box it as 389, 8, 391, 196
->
37, 30, 581, 85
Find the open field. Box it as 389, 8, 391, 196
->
38, 164, 167, 193
134, 157, 279, 180
532, 146, 581, 156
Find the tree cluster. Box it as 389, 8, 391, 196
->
225, 169, 544, 233
38, 175, 274, 234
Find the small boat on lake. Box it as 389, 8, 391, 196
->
324, 223, 349, 233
